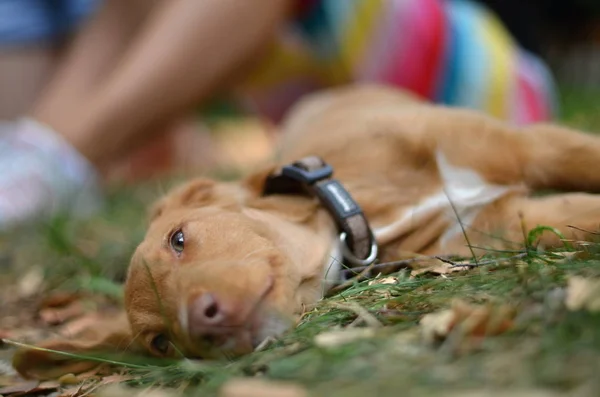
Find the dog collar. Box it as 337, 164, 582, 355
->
263, 156, 378, 274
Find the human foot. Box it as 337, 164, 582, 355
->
0, 118, 102, 230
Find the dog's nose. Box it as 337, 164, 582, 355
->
186, 291, 259, 355
188, 293, 226, 331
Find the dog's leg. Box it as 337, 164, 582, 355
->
518, 124, 600, 192
429, 113, 600, 192
438, 192, 600, 256
506, 193, 600, 247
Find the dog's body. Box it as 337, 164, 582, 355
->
15, 85, 600, 377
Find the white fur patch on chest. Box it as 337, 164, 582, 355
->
374, 150, 520, 248
435, 150, 519, 246
321, 235, 343, 293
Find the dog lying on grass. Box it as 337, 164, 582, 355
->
13, 84, 600, 378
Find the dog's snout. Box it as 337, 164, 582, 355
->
188, 293, 226, 331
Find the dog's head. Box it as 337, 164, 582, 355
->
125, 178, 299, 360
126, 207, 291, 359
130, 173, 341, 359
14, 174, 334, 378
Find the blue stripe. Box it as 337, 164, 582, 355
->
439, 0, 490, 110
436, 3, 459, 104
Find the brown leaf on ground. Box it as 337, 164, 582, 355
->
0, 379, 59, 396
12, 311, 132, 381
17, 267, 44, 299
565, 276, 600, 312
39, 291, 82, 309
420, 308, 456, 345
39, 301, 85, 326
220, 378, 308, 397
549, 250, 591, 263
58, 373, 80, 385
420, 299, 516, 348
60, 373, 135, 397
314, 327, 376, 348
368, 276, 399, 286
367, 276, 399, 299
58, 313, 105, 338
410, 257, 471, 277
0, 380, 39, 396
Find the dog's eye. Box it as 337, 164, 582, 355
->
150, 334, 171, 355
170, 229, 185, 253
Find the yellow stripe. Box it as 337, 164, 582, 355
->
479, 10, 515, 119
336, 0, 385, 81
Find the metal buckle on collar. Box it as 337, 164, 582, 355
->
339, 232, 378, 267
281, 162, 333, 185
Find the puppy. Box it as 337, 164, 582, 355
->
14, 84, 600, 378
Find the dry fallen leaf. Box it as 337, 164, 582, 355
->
549, 250, 591, 264
220, 378, 307, 397
58, 373, 79, 385
314, 327, 376, 348
0, 379, 59, 396
0, 380, 40, 396
410, 257, 471, 277
420, 299, 516, 347
58, 313, 105, 338
18, 267, 44, 299
40, 291, 82, 309
39, 301, 85, 326
367, 276, 399, 299
368, 276, 398, 286
420, 308, 456, 345
565, 276, 600, 312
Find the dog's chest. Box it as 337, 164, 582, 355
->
347, 150, 523, 253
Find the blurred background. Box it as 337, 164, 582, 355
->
0, 0, 599, 186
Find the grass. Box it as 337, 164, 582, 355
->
1, 86, 600, 397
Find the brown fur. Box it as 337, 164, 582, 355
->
14, 84, 600, 378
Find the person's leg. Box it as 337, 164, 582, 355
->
34, 0, 292, 170
0, 0, 164, 229
0, 47, 58, 120
0, 0, 76, 120
32, 0, 162, 121
0, 0, 291, 229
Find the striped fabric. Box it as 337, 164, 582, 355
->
235, 0, 558, 125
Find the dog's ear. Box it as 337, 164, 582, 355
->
149, 178, 217, 221
243, 163, 278, 197
12, 311, 143, 380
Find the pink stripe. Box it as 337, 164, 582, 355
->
516, 72, 542, 124
378, 0, 414, 84
357, 1, 399, 81
385, 0, 444, 98
414, 0, 446, 98
515, 54, 548, 123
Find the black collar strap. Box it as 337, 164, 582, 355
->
263, 156, 378, 272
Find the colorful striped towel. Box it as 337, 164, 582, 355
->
235, 0, 558, 125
